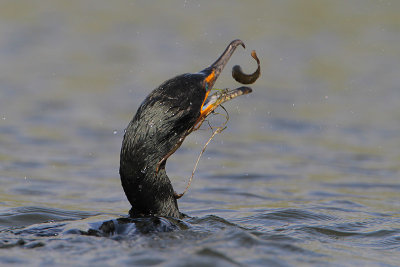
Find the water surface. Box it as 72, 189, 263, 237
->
0, 1, 399, 266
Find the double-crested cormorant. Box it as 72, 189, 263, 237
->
119, 39, 258, 219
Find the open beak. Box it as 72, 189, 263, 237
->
196, 39, 250, 127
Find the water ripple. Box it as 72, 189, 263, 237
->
0, 206, 98, 230
249, 209, 337, 223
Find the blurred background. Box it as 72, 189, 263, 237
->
0, 1, 399, 265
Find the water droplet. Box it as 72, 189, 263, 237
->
140, 167, 147, 174
149, 120, 155, 128
113, 130, 118, 135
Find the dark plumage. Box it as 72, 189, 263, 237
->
119, 40, 248, 218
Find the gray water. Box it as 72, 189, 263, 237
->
0, 1, 399, 266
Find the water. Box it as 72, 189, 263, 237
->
1, 1, 399, 266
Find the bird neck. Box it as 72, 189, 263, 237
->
120, 153, 181, 218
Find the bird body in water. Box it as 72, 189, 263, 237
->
119, 39, 260, 219
120, 73, 205, 218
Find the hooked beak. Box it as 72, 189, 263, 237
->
200, 39, 245, 90
196, 39, 246, 125
196, 39, 250, 127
